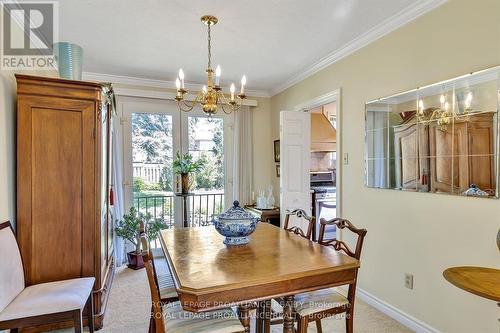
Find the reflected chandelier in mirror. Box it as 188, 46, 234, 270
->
365, 66, 500, 198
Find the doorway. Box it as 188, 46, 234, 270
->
280, 89, 341, 234
122, 98, 234, 229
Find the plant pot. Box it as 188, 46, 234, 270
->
126, 251, 144, 270
181, 173, 190, 194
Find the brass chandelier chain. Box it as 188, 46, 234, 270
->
207, 23, 212, 70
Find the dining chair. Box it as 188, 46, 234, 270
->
269, 217, 367, 333
283, 209, 315, 240
257, 209, 316, 330
149, 245, 179, 304
0, 221, 95, 333
142, 235, 245, 333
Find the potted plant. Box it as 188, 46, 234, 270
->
115, 207, 165, 270
173, 151, 204, 194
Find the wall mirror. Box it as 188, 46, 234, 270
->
365, 66, 500, 198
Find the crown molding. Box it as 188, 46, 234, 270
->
82, 71, 271, 98
293, 89, 340, 112
270, 0, 449, 96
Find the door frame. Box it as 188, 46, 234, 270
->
292, 88, 343, 219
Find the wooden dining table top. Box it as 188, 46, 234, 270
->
159, 223, 359, 312
443, 266, 500, 302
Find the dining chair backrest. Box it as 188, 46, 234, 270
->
283, 209, 315, 240
142, 234, 166, 333
0, 222, 25, 313
318, 218, 367, 260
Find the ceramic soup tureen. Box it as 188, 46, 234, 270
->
212, 201, 259, 246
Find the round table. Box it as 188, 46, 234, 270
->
443, 266, 500, 302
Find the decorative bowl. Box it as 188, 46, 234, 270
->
212, 201, 259, 246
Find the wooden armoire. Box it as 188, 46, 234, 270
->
16, 75, 115, 331
394, 112, 495, 194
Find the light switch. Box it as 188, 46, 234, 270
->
343, 153, 349, 165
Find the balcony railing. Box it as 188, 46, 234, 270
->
134, 191, 225, 229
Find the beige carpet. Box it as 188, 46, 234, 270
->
55, 257, 413, 333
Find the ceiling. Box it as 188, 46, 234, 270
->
59, 0, 444, 96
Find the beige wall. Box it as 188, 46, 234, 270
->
270, 0, 500, 332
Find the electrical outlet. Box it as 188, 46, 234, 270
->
404, 273, 414, 289
343, 153, 349, 165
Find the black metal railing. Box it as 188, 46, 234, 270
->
134, 191, 225, 229
187, 192, 225, 227
135, 195, 175, 228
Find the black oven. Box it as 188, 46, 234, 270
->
310, 171, 337, 242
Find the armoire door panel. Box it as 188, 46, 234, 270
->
31, 108, 83, 282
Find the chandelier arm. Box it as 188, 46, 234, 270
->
178, 92, 204, 112
178, 100, 195, 112
220, 101, 235, 114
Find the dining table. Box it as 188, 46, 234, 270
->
159, 222, 360, 333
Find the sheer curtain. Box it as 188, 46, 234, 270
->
112, 113, 126, 266
232, 106, 253, 205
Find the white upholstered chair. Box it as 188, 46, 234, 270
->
0, 221, 95, 332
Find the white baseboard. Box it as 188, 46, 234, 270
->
356, 288, 441, 333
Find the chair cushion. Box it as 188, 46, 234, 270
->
157, 273, 178, 300
0, 277, 95, 321
0, 226, 25, 313
163, 301, 244, 333
271, 288, 349, 317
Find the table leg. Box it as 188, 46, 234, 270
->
256, 300, 271, 333
238, 304, 251, 333
283, 295, 295, 333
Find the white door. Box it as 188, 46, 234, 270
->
280, 111, 311, 229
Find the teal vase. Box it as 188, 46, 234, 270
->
53, 42, 83, 80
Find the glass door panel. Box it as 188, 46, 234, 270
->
131, 112, 175, 228
186, 116, 225, 226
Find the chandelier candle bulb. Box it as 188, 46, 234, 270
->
215, 65, 221, 86
178, 69, 185, 89
440, 94, 446, 104
175, 78, 181, 90
240, 75, 247, 94
230, 83, 235, 101
202, 85, 207, 94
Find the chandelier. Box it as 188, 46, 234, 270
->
417, 92, 473, 130
174, 15, 247, 116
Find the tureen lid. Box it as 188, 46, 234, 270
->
218, 201, 254, 220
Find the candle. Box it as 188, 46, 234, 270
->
215, 65, 221, 86
240, 75, 246, 94
178, 69, 185, 89
230, 83, 235, 101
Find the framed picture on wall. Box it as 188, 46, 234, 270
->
274, 140, 280, 163
276, 164, 280, 177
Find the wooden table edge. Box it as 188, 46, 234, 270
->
443, 266, 500, 302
